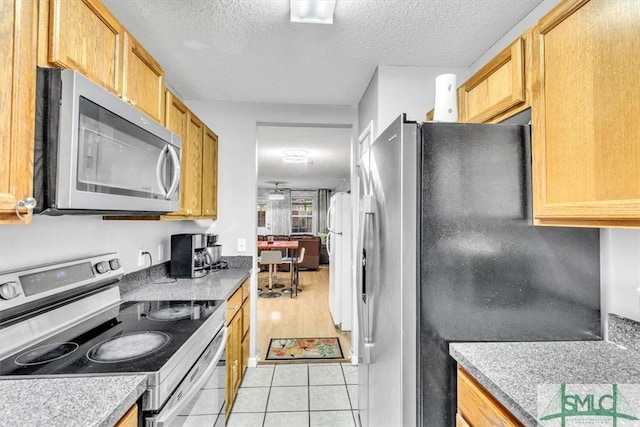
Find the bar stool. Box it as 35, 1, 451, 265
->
282, 247, 305, 297
258, 250, 282, 298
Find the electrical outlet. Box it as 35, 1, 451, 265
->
157, 244, 164, 261
138, 249, 145, 267
237, 238, 246, 252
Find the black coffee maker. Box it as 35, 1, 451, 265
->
170, 234, 212, 278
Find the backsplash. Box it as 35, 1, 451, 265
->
608, 313, 640, 354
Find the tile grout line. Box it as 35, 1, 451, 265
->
261, 364, 277, 427
307, 363, 311, 426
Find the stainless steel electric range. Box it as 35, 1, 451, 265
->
0, 253, 227, 427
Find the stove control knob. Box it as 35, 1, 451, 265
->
95, 261, 110, 274
0, 282, 21, 300
109, 258, 121, 270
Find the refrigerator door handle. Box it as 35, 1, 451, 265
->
361, 199, 375, 365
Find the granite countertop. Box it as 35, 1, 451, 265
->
450, 341, 640, 426
119, 256, 253, 301
0, 375, 147, 427
121, 266, 251, 301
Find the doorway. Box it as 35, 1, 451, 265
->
256, 122, 353, 363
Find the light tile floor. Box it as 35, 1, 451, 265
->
227, 363, 360, 427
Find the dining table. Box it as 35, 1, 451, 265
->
257, 240, 300, 296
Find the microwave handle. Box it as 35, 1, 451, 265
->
156, 145, 170, 198
165, 145, 181, 200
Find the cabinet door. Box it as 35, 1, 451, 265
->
202, 127, 218, 218
457, 367, 522, 427
225, 312, 242, 416
163, 91, 189, 217
0, 0, 37, 224
48, 0, 124, 95
458, 35, 528, 123
241, 333, 249, 377
123, 31, 164, 123
184, 114, 204, 216
532, 0, 640, 227
114, 404, 138, 427
165, 109, 205, 219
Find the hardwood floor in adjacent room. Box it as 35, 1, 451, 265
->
256, 265, 351, 363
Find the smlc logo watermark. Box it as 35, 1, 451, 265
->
538, 384, 640, 426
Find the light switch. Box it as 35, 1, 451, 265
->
237, 238, 247, 252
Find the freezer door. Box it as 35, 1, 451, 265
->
358, 117, 406, 427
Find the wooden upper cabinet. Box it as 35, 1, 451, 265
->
202, 127, 219, 219
165, 90, 188, 140
458, 33, 530, 123
182, 113, 204, 217
0, 0, 37, 224
47, 0, 124, 95
532, 0, 640, 227
123, 31, 164, 123
164, 90, 199, 217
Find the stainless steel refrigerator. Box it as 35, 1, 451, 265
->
356, 115, 600, 427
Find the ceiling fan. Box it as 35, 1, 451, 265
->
268, 182, 286, 200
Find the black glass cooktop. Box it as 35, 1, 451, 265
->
0, 299, 225, 377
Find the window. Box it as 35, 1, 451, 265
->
291, 196, 313, 233
257, 202, 266, 227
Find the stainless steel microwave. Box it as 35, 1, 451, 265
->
33, 68, 181, 215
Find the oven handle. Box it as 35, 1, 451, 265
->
153, 326, 227, 427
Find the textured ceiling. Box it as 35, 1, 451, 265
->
257, 125, 352, 192
102, 0, 543, 191
102, 0, 543, 106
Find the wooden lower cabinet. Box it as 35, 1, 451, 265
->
456, 411, 471, 427
225, 279, 250, 416
114, 404, 138, 427
457, 366, 522, 427
225, 309, 242, 417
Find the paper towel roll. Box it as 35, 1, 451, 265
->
433, 73, 458, 122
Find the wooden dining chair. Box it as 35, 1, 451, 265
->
258, 250, 282, 298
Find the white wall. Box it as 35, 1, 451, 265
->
184, 99, 356, 363
0, 215, 207, 274
466, 0, 561, 77
185, 100, 357, 258
358, 68, 379, 138
377, 65, 468, 133
357, 65, 467, 138
601, 229, 640, 327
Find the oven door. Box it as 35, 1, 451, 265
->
146, 326, 227, 427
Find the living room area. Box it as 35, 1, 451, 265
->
256, 188, 352, 363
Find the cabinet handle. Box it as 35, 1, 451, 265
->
130, 98, 137, 106
16, 197, 37, 220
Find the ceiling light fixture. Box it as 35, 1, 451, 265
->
282, 149, 309, 156
283, 155, 310, 163
290, 0, 336, 25
268, 183, 286, 200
